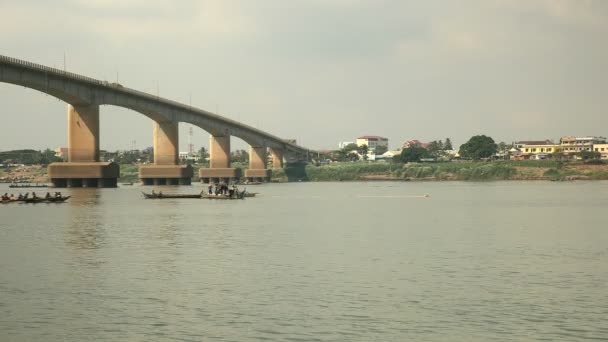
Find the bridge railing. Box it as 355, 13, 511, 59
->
0, 54, 310, 153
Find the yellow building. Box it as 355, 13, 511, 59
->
593, 144, 608, 160
519, 144, 560, 159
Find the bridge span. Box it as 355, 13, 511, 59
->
0, 55, 310, 187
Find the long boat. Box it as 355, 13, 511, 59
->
142, 191, 202, 199
1, 196, 71, 203
201, 193, 245, 200
9, 183, 49, 188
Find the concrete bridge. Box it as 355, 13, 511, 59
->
0, 55, 310, 187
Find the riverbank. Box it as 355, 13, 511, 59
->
273, 160, 608, 182
3, 160, 608, 184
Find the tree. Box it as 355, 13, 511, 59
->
578, 150, 600, 160
427, 140, 444, 157
374, 145, 388, 155
444, 138, 453, 150
342, 143, 358, 152
357, 144, 369, 160
459, 135, 497, 160
497, 142, 507, 153
399, 145, 429, 163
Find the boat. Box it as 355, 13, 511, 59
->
121, 182, 134, 186
142, 191, 202, 199
9, 183, 49, 188
243, 192, 257, 198
201, 192, 245, 200
45, 196, 71, 203
17, 195, 71, 203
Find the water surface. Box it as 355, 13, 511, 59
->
1, 181, 607, 341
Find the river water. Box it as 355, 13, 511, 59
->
0, 181, 607, 341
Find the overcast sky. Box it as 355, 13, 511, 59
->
1, 0, 607, 152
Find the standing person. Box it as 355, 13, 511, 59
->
208, 184, 213, 195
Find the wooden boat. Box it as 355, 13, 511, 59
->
201, 192, 246, 200
46, 196, 71, 203
142, 191, 202, 199
19, 196, 71, 203
9, 183, 49, 188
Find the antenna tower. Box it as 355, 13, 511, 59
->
188, 126, 194, 154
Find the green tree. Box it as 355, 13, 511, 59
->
374, 145, 388, 155
578, 150, 601, 160
399, 146, 429, 163
497, 141, 507, 152
342, 143, 358, 152
459, 135, 497, 160
444, 138, 453, 150
357, 144, 369, 160
427, 140, 444, 157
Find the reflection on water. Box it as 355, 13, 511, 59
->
0, 181, 607, 341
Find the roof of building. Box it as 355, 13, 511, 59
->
515, 140, 554, 145
358, 135, 388, 140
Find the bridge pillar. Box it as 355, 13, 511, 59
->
199, 135, 241, 184
48, 104, 119, 188
270, 148, 284, 169
245, 146, 271, 182
139, 121, 193, 185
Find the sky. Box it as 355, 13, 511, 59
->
1, 0, 607, 152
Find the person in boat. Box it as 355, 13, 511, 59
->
54, 192, 61, 198
45, 192, 51, 199
18, 193, 23, 200
158, 191, 163, 198
208, 184, 213, 195
9, 193, 15, 200
152, 190, 156, 196
32, 192, 38, 199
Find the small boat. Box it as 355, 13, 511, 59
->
243, 192, 257, 198
19, 196, 71, 203
9, 183, 49, 188
46, 196, 71, 203
121, 182, 134, 186
201, 191, 246, 200
142, 191, 202, 199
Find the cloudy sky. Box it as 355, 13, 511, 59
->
1, 0, 607, 151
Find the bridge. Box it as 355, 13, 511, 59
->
0, 55, 310, 187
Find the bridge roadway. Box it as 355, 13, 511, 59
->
0, 55, 310, 187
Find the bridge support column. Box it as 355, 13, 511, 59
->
199, 135, 241, 184
245, 146, 271, 182
139, 121, 193, 185
48, 104, 119, 188
270, 148, 284, 169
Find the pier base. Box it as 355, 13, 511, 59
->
139, 164, 193, 185
199, 168, 242, 184
48, 162, 120, 188
244, 169, 272, 183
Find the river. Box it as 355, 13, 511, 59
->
1, 181, 607, 341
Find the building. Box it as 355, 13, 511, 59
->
55, 147, 68, 161
356, 136, 388, 152
512, 140, 554, 149
560, 136, 607, 154
593, 144, 608, 160
382, 150, 402, 158
517, 143, 560, 160
402, 140, 430, 149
